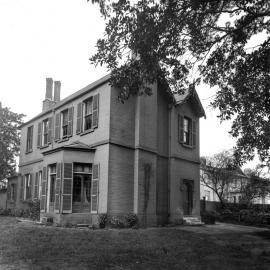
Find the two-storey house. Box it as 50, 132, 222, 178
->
18, 75, 205, 226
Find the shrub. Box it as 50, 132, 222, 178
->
124, 213, 139, 228
98, 213, 108, 229
107, 213, 139, 229
201, 211, 217, 224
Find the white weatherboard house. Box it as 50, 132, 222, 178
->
17, 75, 205, 226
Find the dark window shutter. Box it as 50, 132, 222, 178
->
92, 94, 99, 129
40, 167, 47, 212
20, 176, 25, 201
54, 163, 62, 213
37, 122, 42, 147
91, 164, 99, 213
34, 172, 39, 199
55, 113, 60, 141
67, 107, 74, 137
48, 117, 53, 144
192, 119, 196, 147
178, 115, 184, 143
76, 103, 83, 134
61, 163, 73, 213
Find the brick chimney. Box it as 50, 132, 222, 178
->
54, 81, 61, 102
42, 78, 55, 111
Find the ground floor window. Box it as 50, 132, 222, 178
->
48, 164, 56, 211
73, 163, 92, 213
25, 174, 31, 200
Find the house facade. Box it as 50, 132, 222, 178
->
17, 75, 205, 226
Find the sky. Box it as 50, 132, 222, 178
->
0, 0, 257, 168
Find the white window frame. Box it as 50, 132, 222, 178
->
83, 98, 93, 132
61, 109, 69, 139
42, 119, 49, 146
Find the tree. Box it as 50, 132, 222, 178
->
239, 166, 270, 206
0, 102, 24, 179
89, 0, 270, 164
200, 150, 237, 207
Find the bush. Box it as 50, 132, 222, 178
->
124, 213, 139, 228
201, 211, 217, 224
106, 213, 139, 229
98, 213, 108, 229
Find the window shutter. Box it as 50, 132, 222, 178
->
178, 115, 184, 143
192, 119, 196, 147
34, 172, 39, 199
54, 163, 62, 213
61, 163, 73, 213
48, 117, 53, 144
37, 122, 42, 147
29, 126, 33, 151
67, 107, 74, 137
20, 176, 25, 201
40, 167, 47, 213
76, 103, 83, 134
55, 113, 60, 141
91, 164, 99, 213
92, 94, 99, 129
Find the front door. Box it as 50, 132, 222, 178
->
182, 180, 193, 215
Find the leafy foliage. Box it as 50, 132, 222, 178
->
0, 103, 24, 179
90, 0, 270, 164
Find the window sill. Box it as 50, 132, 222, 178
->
39, 144, 49, 150
181, 143, 194, 149
57, 137, 70, 143
80, 129, 94, 136
25, 150, 33, 154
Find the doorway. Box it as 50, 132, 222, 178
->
182, 180, 194, 215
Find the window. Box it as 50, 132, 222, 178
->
84, 98, 93, 131
25, 174, 32, 200
72, 163, 92, 213
76, 94, 99, 135
61, 110, 68, 138
38, 171, 42, 199
26, 126, 33, 152
178, 115, 196, 147
43, 119, 49, 145
183, 117, 191, 145
49, 165, 56, 203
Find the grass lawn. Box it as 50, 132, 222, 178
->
0, 217, 270, 270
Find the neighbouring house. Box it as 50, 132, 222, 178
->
17, 75, 205, 226
200, 168, 270, 205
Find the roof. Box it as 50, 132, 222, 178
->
174, 88, 206, 118
21, 73, 205, 128
20, 74, 111, 128
42, 141, 95, 156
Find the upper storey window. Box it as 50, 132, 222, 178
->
76, 94, 99, 135
37, 118, 52, 148
84, 98, 93, 131
26, 125, 33, 153
54, 107, 74, 142
178, 115, 196, 148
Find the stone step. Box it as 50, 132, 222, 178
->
183, 216, 204, 226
